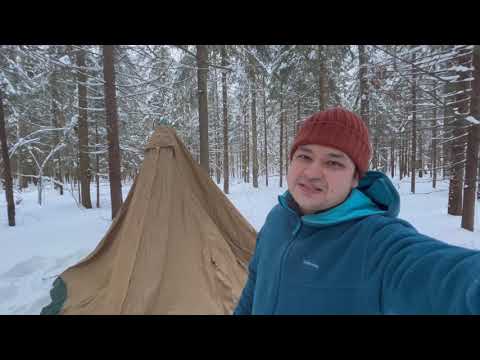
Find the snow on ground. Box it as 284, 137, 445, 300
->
393, 176, 480, 251
0, 182, 127, 315
0, 174, 479, 315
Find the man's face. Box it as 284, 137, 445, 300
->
287, 144, 359, 215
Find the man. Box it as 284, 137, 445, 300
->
234, 107, 480, 315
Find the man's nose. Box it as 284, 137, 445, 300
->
303, 161, 324, 179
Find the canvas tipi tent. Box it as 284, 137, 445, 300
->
41, 126, 256, 315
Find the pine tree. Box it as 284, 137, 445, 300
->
0, 89, 15, 226
102, 45, 123, 219
461, 45, 480, 231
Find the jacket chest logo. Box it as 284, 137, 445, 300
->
302, 259, 319, 270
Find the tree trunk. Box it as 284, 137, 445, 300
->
406, 137, 410, 179
58, 108, 66, 194
221, 46, 229, 194
196, 45, 210, 174
240, 115, 244, 182
238, 146, 242, 182
358, 45, 370, 128
418, 132, 423, 178
244, 118, 247, 183
461, 45, 480, 231
390, 136, 395, 178
38, 169, 43, 206
50, 72, 64, 195
400, 138, 403, 179
249, 55, 259, 188
432, 87, 438, 189
285, 110, 289, 176
263, 73, 268, 187
448, 122, 464, 215
411, 50, 417, 194
95, 118, 100, 208
211, 51, 221, 185
442, 103, 450, 181
0, 90, 15, 226
16, 119, 28, 190
230, 151, 234, 180
461, 123, 480, 230
102, 45, 123, 219
448, 47, 470, 216
478, 160, 480, 200
399, 135, 403, 180
76, 46, 92, 209
246, 108, 250, 183
372, 113, 378, 170
279, 82, 284, 188
404, 135, 408, 179
77, 173, 81, 204
318, 45, 328, 110
296, 98, 302, 137
243, 110, 248, 183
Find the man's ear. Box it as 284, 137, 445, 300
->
351, 170, 359, 188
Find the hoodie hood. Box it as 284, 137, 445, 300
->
356, 171, 400, 218
278, 171, 400, 227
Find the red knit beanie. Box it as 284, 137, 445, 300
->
290, 107, 372, 177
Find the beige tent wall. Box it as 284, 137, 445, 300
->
57, 127, 256, 314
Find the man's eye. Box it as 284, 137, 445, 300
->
297, 154, 311, 161
327, 161, 343, 167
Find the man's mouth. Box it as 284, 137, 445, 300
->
298, 182, 323, 194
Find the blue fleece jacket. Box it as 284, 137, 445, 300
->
233, 171, 480, 315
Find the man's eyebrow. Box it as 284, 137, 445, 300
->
298, 146, 347, 160
298, 146, 313, 153
327, 152, 347, 159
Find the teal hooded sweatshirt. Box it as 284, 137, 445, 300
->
233, 171, 480, 315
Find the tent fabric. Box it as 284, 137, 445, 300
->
41, 126, 256, 315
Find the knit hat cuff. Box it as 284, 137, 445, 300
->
290, 122, 371, 175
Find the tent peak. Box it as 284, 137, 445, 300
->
146, 126, 179, 151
